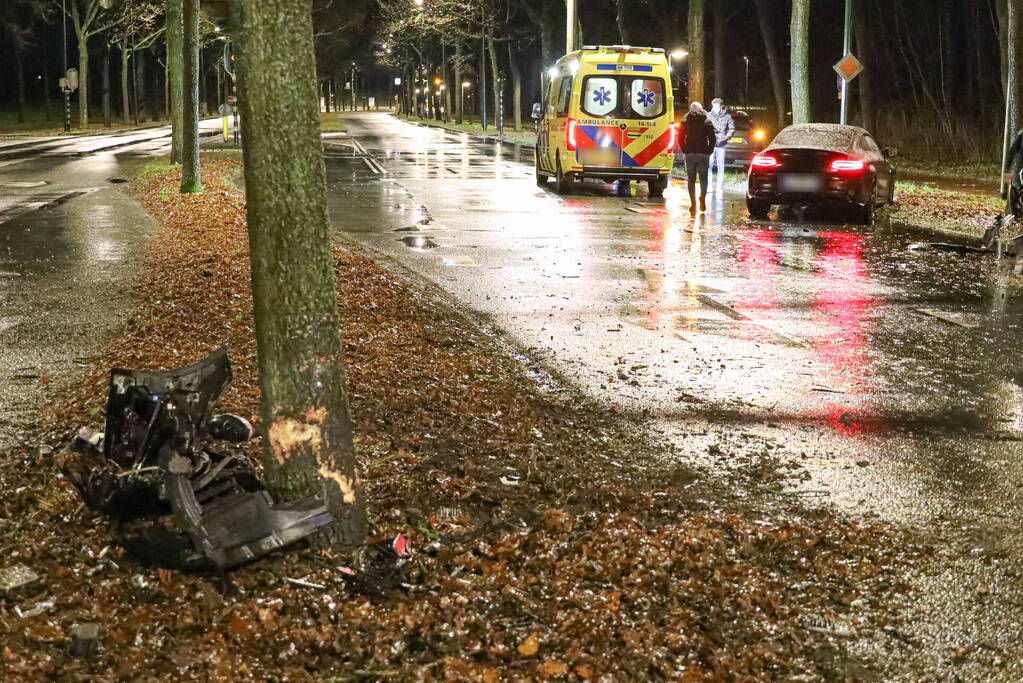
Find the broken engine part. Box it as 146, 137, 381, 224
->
63, 348, 334, 570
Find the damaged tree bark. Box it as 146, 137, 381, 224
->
236, 0, 367, 547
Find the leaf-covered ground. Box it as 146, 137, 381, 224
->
890, 181, 1003, 236
0, 156, 927, 680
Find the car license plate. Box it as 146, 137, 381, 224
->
779, 174, 824, 193
729, 136, 745, 144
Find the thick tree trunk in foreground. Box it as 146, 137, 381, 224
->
180, 0, 202, 193
236, 0, 367, 546
1009, 0, 1022, 161
790, 0, 811, 124
167, 0, 183, 164
754, 0, 788, 129
688, 0, 705, 104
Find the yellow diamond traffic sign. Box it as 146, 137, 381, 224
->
834, 53, 864, 83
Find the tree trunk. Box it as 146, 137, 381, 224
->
136, 49, 147, 122
508, 42, 522, 132
754, 0, 787, 129
615, 0, 631, 45
15, 44, 26, 124
43, 60, 53, 121
790, 0, 811, 124
454, 43, 463, 123
712, 0, 726, 100
121, 46, 130, 123
101, 43, 111, 125
853, 0, 875, 132
181, 0, 202, 193
1009, 0, 1022, 156
77, 35, 90, 128
687, 0, 705, 104
236, 0, 367, 547
487, 32, 500, 128
167, 0, 184, 164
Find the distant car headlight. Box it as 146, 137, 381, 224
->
753, 130, 766, 141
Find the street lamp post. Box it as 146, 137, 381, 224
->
566, 0, 577, 54
743, 56, 750, 100
461, 81, 470, 123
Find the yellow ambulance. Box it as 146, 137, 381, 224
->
533, 45, 677, 197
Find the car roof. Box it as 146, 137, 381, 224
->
767, 123, 866, 153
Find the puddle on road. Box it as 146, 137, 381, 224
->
399, 235, 439, 250
0, 181, 49, 188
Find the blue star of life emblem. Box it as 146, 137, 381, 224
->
636, 88, 656, 107
593, 87, 613, 106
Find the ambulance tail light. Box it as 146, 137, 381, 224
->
666, 122, 679, 153
566, 118, 578, 151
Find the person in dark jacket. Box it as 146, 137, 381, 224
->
681, 102, 717, 213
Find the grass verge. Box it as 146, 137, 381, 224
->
891, 181, 1003, 236
0, 157, 926, 680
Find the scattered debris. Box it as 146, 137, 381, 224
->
61, 349, 333, 570
0, 564, 39, 592
914, 308, 979, 329
15, 598, 54, 619
69, 623, 100, 658
30, 445, 53, 459
339, 534, 411, 596
802, 614, 858, 638
907, 241, 992, 254
284, 577, 327, 590
499, 475, 522, 486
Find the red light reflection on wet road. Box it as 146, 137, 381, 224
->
812, 231, 876, 435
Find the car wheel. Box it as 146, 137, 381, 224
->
616, 180, 632, 197
648, 175, 668, 198
555, 153, 575, 195
853, 201, 874, 225
747, 198, 771, 219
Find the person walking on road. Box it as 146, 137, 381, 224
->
707, 98, 735, 189
681, 102, 718, 214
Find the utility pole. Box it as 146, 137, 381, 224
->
566, 0, 577, 53
840, 0, 853, 125
62, 0, 70, 132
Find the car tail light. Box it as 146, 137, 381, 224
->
666, 122, 679, 152
829, 157, 866, 173
566, 118, 578, 151
751, 153, 779, 169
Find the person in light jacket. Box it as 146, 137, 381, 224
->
707, 98, 735, 189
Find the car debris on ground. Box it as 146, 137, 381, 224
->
61, 349, 334, 571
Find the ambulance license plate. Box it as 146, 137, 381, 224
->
779, 174, 823, 193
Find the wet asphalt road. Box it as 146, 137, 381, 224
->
331, 112, 1023, 676
0, 122, 221, 449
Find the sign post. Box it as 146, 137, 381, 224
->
836, 0, 856, 125
833, 53, 864, 126
60, 68, 78, 133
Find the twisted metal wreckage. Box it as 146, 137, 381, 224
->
62, 349, 335, 570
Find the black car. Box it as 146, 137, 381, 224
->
722, 111, 767, 169
746, 123, 897, 224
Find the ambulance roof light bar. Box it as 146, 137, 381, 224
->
580, 45, 666, 55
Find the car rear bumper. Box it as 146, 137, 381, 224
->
747, 175, 869, 205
